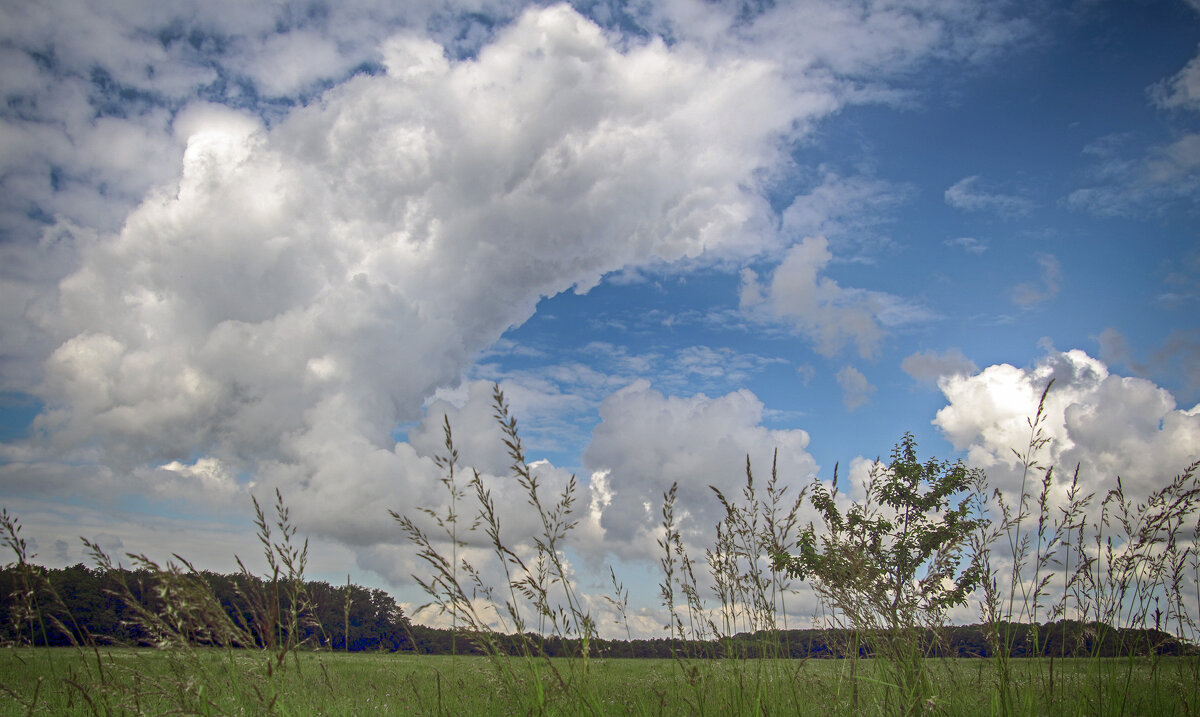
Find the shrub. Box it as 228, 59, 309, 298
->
773, 433, 986, 715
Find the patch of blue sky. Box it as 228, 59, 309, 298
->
0, 395, 41, 442
115, 491, 249, 529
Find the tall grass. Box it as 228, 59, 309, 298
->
1, 489, 333, 714
653, 450, 814, 713
972, 379, 1200, 715
392, 384, 604, 715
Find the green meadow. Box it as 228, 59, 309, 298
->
2, 649, 1198, 716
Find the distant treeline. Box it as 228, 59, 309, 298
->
0, 563, 411, 651
2, 564, 1192, 658
410, 622, 1194, 660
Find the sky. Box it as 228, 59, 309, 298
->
1, 0, 1198, 638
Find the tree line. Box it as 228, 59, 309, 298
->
0, 563, 411, 652
406, 623, 1190, 659
3, 563, 1189, 659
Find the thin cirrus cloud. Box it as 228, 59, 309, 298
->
945, 236, 989, 254
1066, 138, 1200, 216
780, 170, 914, 257
944, 175, 1036, 216
1150, 47, 1200, 111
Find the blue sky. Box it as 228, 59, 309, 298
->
1, 0, 1198, 635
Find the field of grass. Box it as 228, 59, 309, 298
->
3, 383, 1199, 715
2, 648, 1198, 716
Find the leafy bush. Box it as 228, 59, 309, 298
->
772, 433, 985, 715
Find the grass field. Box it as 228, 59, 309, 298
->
3, 385, 1198, 716
2, 648, 1198, 716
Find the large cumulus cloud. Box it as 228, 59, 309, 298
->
5, 4, 809, 548
934, 348, 1200, 505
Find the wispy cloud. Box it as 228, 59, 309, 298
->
740, 236, 937, 358
836, 365, 875, 411
1067, 125, 1200, 217
781, 169, 913, 260
1150, 49, 1200, 111
1010, 253, 1062, 308
945, 175, 1036, 216
945, 236, 989, 254
670, 346, 788, 387
1160, 249, 1200, 308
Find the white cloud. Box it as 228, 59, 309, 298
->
349, 382, 602, 602
901, 348, 979, 387
945, 236, 989, 254
0, 0, 1041, 609
1010, 253, 1061, 308
780, 170, 913, 257
581, 380, 819, 563
740, 236, 935, 358
11, 5, 805, 483
944, 175, 1036, 216
3, 8, 874, 603
409, 380, 514, 478
0, 0, 523, 398
836, 365, 875, 411
1150, 51, 1200, 111
242, 30, 357, 98
934, 349, 1200, 506
0, 0, 1042, 405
